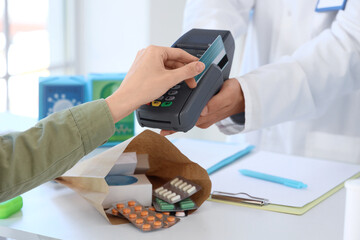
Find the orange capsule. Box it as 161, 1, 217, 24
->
163, 212, 170, 216
129, 213, 137, 219
134, 206, 142, 212
116, 203, 125, 209
155, 213, 163, 219
167, 216, 175, 222
142, 224, 151, 231
111, 208, 119, 215
122, 208, 131, 214
147, 216, 155, 222
148, 207, 155, 211
135, 218, 144, 224
153, 221, 162, 228
128, 201, 136, 207
140, 211, 148, 217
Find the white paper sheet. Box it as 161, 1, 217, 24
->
173, 138, 360, 207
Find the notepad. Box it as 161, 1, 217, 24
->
172, 138, 360, 215
210, 151, 360, 207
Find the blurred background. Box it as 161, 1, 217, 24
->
0, 0, 245, 142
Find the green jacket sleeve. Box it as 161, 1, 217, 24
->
0, 99, 115, 202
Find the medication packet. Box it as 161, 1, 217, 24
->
115, 200, 180, 231
153, 197, 198, 212
153, 176, 201, 204
106, 204, 156, 219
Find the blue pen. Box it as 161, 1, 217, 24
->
206, 145, 255, 175
239, 169, 307, 189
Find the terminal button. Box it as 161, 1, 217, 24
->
161, 101, 173, 107
165, 96, 175, 101
152, 101, 162, 107
168, 90, 178, 96
156, 96, 164, 101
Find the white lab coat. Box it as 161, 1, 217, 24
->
183, 0, 360, 163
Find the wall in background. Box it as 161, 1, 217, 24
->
76, 0, 188, 74
76, 0, 150, 74
148, 0, 186, 46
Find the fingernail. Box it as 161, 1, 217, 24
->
201, 106, 208, 116
196, 62, 205, 72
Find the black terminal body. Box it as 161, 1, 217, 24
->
136, 28, 235, 132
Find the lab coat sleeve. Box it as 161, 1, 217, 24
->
183, 0, 254, 38
221, 0, 360, 134
0, 99, 115, 202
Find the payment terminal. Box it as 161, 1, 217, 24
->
136, 28, 235, 132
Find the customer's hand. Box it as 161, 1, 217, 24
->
106, 45, 205, 123
160, 78, 244, 136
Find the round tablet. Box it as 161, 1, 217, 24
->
167, 216, 175, 222
135, 218, 144, 224
134, 206, 142, 212
155, 213, 163, 219
148, 207, 155, 211
147, 216, 155, 222
128, 201, 136, 207
116, 203, 125, 209
142, 224, 151, 231
122, 208, 131, 214
111, 209, 118, 215
129, 213, 137, 219
140, 211, 148, 217
163, 212, 170, 216
153, 221, 162, 228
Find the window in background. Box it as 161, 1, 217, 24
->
0, 78, 5, 111
0, 0, 5, 113
0, 0, 75, 118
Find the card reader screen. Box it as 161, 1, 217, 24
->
194, 35, 227, 83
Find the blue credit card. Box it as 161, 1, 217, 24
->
194, 35, 226, 83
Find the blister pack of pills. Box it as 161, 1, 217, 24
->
153, 197, 198, 212
114, 200, 180, 231
153, 176, 201, 204
106, 204, 156, 219
105, 207, 124, 218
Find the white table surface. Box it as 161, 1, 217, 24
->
0, 181, 346, 240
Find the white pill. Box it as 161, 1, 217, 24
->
159, 189, 168, 195
187, 186, 196, 194
174, 180, 183, 187
170, 178, 179, 185
179, 182, 188, 190
155, 186, 164, 193
167, 192, 176, 199
170, 195, 181, 202
175, 211, 185, 217
163, 191, 172, 197
183, 184, 192, 192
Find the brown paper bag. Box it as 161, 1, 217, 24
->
56, 130, 211, 224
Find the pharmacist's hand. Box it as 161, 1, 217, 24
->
196, 78, 244, 129
106, 45, 205, 123
160, 78, 244, 136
